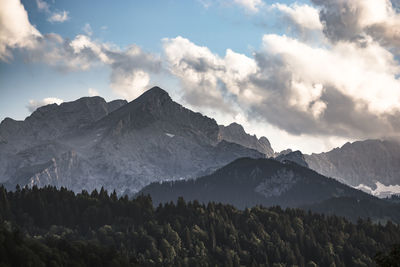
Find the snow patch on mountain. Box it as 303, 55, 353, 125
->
355, 182, 400, 198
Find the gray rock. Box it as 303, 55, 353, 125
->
276, 150, 309, 168
304, 139, 400, 188
218, 122, 274, 157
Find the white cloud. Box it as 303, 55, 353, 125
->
271, 3, 323, 30
36, 0, 70, 24
110, 70, 150, 100
83, 23, 93, 36
0, 0, 41, 61
312, 0, 400, 50
48, 10, 69, 23
88, 88, 99, 96
234, 0, 264, 12
163, 32, 400, 143
197, 0, 212, 9
1, 0, 162, 106
26, 97, 64, 112
163, 36, 257, 113
261, 34, 400, 115
36, 0, 50, 12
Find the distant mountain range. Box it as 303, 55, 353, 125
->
139, 157, 400, 223
0, 87, 265, 194
273, 141, 400, 197
1, 86, 400, 200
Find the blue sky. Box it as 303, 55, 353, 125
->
2, 0, 400, 153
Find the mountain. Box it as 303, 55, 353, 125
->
218, 123, 274, 157
139, 157, 400, 222
139, 158, 369, 210
0, 87, 264, 193
304, 139, 400, 197
215, 124, 400, 197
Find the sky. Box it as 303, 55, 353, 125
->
1, 0, 400, 154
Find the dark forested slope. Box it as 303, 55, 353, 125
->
0, 185, 399, 266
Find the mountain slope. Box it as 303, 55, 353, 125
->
0, 87, 264, 193
140, 158, 370, 208
304, 139, 400, 194
140, 157, 400, 222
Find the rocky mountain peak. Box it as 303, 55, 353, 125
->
0, 96, 128, 147
225, 122, 245, 133
27, 96, 108, 122
276, 150, 309, 168
136, 86, 171, 103
218, 123, 274, 157
97, 87, 220, 143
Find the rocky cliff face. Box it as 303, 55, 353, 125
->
1, 87, 263, 193
304, 139, 400, 190
276, 150, 309, 168
218, 123, 274, 157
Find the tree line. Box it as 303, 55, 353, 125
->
0, 185, 399, 266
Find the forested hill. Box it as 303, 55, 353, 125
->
0, 186, 399, 266
139, 158, 400, 223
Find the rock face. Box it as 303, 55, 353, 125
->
304, 140, 400, 189
218, 123, 274, 157
276, 150, 309, 168
0, 87, 263, 193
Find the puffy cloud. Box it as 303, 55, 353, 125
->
0, 0, 41, 61
48, 10, 69, 23
88, 88, 99, 96
163, 33, 400, 141
1, 0, 161, 101
20, 33, 109, 71
110, 70, 150, 101
163, 36, 257, 114
36, 0, 50, 12
312, 0, 400, 50
27, 34, 161, 98
161, 0, 400, 144
36, 0, 69, 24
26, 97, 64, 112
249, 34, 400, 137
271, 3, 323, 31
261, 34, 400, 115
234, 0, 264, 13
25, 33, 161, 99
82, 23, 93, 36
106, 45, 161, 100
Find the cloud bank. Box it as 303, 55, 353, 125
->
163, 0, 400, 143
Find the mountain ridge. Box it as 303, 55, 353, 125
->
0, 87, 264, 193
